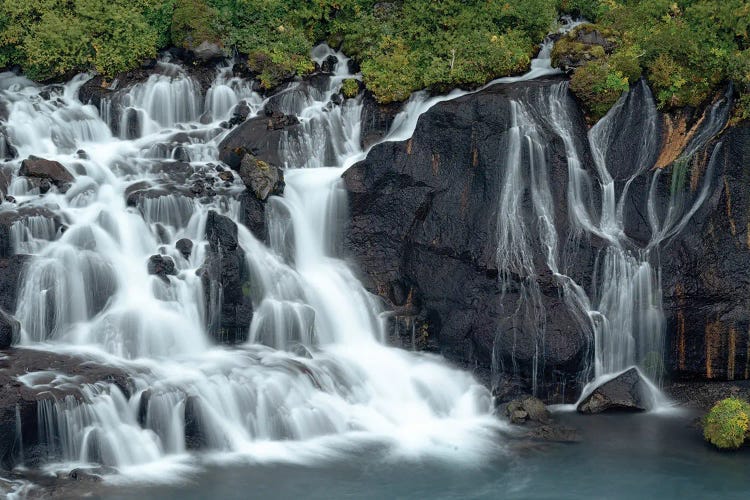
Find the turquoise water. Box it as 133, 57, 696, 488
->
26, 410, 749, 499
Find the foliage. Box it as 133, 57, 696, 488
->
703, 397, 750, 449
0, 0, 748, 111
341, 78, 359, 98
553, 0, 750, 120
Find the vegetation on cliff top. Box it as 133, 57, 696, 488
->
0, 0, 748, 115
555, 0, 750, 121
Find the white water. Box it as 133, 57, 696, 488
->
0, 47, 508, 479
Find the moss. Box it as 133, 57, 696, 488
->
341, 78, 359, 98
703, 397, 750, 449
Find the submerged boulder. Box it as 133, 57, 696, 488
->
577, 368, 651, 414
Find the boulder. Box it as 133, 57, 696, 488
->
176, 238, 193, 259
147, 255, 176, 282
198, 211, 253, 343
577, 368, 651, 413
551, 24, 618, 73
0, 309, 19, 349
238, 154, 285, 201
193, 41, 224, 62
217, 112, 300, 170
505, 396, 552, 424
0, 255, 31, 312
320, 55, 338, 74
0, 207, 62, 258
19, 156, 74, 192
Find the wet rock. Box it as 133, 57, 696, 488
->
343, 77, 595, 402
217, 112, 300, 170
172, 145, 191, 162
176, 238, 193, 259
577, 368, 650, 414
228, 100, 251, 127
0, 255, 31, 312
360, 92, 402, 149
0, 348, 131, 469
525, 424, 581, 443
184, 396, 207, 449
0, 309, 20, 349
238, 154, 285, 201
193, 41, 225, 62
199, 211, 253, 343
320, 55, 338, 74
147, 255, 176, 282
0, 207, 62, 258
218, 170, 234, 182
505, 396, 552, 424
19, 156, 74, 192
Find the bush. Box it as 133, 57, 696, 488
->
570, 59, 629, 122
703, 397, 750, 450
341, 78, 359, 98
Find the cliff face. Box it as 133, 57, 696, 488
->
343, 76, 745, 402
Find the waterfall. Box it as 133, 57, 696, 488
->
0, 46, 501, 479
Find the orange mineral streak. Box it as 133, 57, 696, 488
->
723, 176, 737, 236
405, 138, 413, 155
654, 113, 705, 169
705, 320, 724, 379
728, 326, 737, 381
431, 152, 440, 176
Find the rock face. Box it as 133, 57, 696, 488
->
19, 156, 75, 193
577, 368, 651, 413
662, 122, 750, 381
343, 78, 595, 401
198, 211, 253, 343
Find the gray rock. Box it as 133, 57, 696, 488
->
238, 154, 285, 201
506, 396, 552, 424
0, 309, 19, 349
193, 41, 224, 62
577, 368, 650, 414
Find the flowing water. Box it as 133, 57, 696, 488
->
0, 21, 736, 494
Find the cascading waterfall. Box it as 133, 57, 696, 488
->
0, 47, 500, 479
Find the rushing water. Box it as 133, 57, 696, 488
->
0, 21, 735, 493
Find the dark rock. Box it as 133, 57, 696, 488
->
147, 255, 176, 281
183, 396, 207, 449
176, 238, 193, 259
238, 154, 285, 201
217, 112, 300, 169
525, 424, 581, 443
343, 77, 595, 402
360, 92, 402, 149
19, 156, 74, 192
193, 41, 225, 62
577, 368, 650, 413
0, 255, 31, 312
0, 309, 20, 349
0, 207, 62, 258
218, 170, 234, 182
228, 100, 251, 127
172, 145, 191, 162
0, 348, 131, 469
320, 55, 338, 74
505, 396, 552, 424
199, 211, 253, 343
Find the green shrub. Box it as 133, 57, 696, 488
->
570, 59, 629, 122
171, 0, 220, 49
341, 78, 359, 98
703, 397, 750, 449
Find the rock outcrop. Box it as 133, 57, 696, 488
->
343, 78, 596, 402
198, 211, 253, 343
577, 368, 651, 413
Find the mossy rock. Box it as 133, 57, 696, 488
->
703, 397, 750, 450
551, 23, 619, 72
